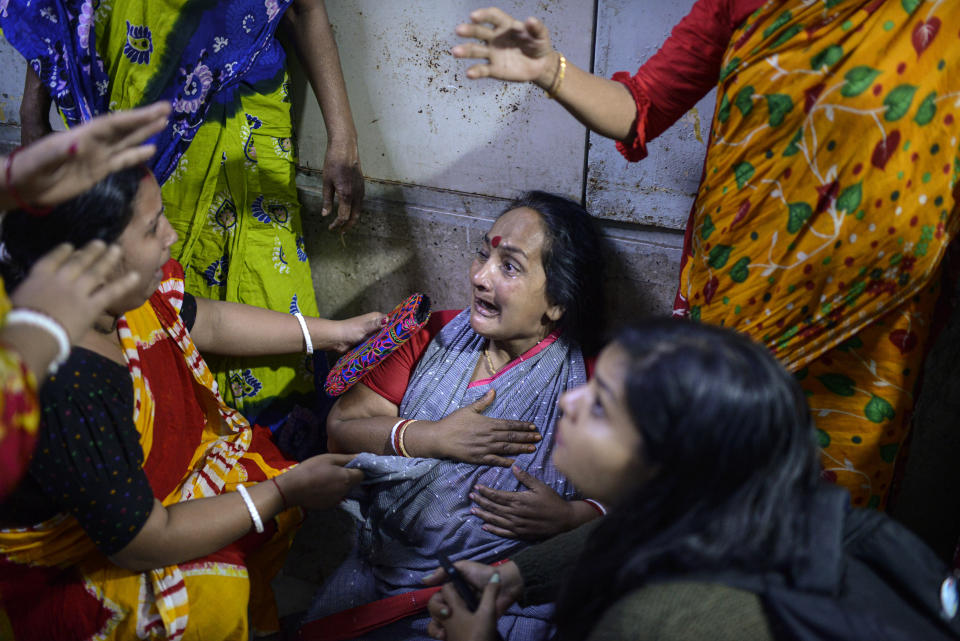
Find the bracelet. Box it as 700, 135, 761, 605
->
236, 484, 264, 534
5, 308, 71, 374
397, 419, 418, 458
389, 418, 406, 456
545, 53, 567, 100
583, 498, 607, 516
4, 147, 53, 216
293, 311, 314, 355
271, 477, 289, 511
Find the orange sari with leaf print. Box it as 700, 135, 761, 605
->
670, 0, 960, 508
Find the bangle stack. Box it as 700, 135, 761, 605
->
4, 147, 53, 216
237, 484, 265, 534
5, 308, 71, 374
390, 418, 418, 457
545, 53, 567, 100
293, 311, 314, 354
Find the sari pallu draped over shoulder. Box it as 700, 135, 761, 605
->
0, 262, 300, 640
307, 310, 587, 641
674, 0, 960, 508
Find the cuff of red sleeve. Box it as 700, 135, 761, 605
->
611, 71, 652, 163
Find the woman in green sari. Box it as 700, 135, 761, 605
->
13, 0, 363, 427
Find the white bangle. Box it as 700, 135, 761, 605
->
389, 418, 405, 455
236, 484, 264, 533
583, 498, 607, 516
5, 308, 71, 374
293, 312, 314, 355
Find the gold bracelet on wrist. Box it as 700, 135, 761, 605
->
546, 53, 567, 100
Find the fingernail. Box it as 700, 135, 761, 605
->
439, 607, 450, 618
380, 317, 389, 327
469, 493, 476, 500
490, 572, 500, 584
321, 208, 330, 217
527, 446, 536, 452
470, 507, 478, 514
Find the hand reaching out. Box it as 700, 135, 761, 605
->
3, 241, 140, 380
326, 311, 386, 353
274, 453, 364, 510
452, 7, 557, 86
10, 241, 139, 343
3, 102, 170, 210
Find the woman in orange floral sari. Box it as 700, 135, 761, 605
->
454, 0, 960, 509
0, 168, 380, 639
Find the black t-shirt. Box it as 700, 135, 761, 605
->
0, 294, 198, 556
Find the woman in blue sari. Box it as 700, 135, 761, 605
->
303, 192, 608, 641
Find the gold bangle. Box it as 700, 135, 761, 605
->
546, 53, 566, 99
397, 419, 417, 458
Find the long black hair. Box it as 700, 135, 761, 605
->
0, 166, 144, 291
554, 319, 822, 640
502, 191, 606, 354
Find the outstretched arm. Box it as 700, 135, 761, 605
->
110, 453, 363, 571
282, 0, 364, 231
452, 8, 637, 141
189, 296, 382, 356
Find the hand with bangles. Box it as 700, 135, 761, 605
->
2, 241, 140, 382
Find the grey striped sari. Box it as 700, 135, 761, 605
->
308, 310, 587, 640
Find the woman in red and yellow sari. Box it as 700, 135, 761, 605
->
454, 0, 960, 509
0, 168, 381, 639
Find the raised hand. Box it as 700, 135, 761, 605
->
470, 465, 584, 540
409, 389, 542, 465
452, 7, 557, 85
3, 102, 170, 210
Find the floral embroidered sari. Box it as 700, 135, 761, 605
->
0, 0, 320, 424
674, 0, 960, 507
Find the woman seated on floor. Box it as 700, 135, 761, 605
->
426, 320, 958, 641
0, 167, 382, 640
303, 192, 607, 640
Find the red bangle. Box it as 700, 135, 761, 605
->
271, 477, 289, 511
5, 147, 53, 216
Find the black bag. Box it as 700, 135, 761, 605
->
680, 487, 960, 641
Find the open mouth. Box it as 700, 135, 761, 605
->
473, 297, 500, 317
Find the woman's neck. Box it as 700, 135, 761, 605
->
79, 312, 126, 365
487, 328, 553, 371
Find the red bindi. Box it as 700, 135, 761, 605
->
491, 235, 502, 248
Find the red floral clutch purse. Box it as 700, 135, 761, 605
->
324, 293, 431, 396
